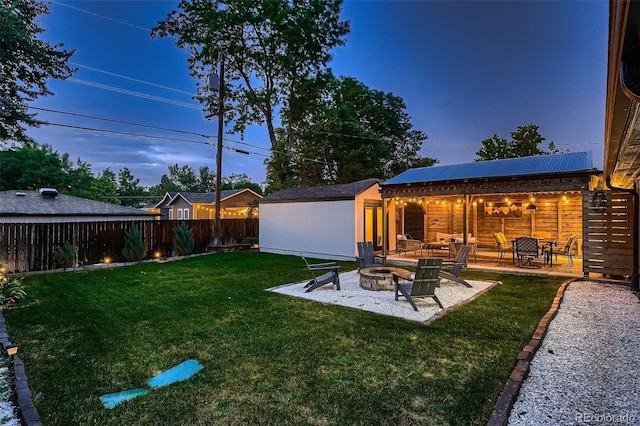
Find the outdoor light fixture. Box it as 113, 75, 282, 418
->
5, 344, 18, 357
592, 191, 609, 209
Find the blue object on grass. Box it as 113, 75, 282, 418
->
100, 388, 149, 409
147, 359, 203, 388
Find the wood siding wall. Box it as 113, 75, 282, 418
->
582, 191, 634, 277
0, 219, 259, 273
404, 193, 584, 250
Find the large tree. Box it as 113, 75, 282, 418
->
0, 144, 120, 203
0, 0, 75, 144
271, 75, 433, 186
475, 124, 562, 161
152, 0, 349, 155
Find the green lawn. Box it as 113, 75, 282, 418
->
5, 252, 563, 425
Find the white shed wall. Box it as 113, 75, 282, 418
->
260, 200, 356, 261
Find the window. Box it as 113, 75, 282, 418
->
169, 209, 173, 220
177, 209, 183, 220
184, 209, 189, 220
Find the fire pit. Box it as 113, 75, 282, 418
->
359, 267, 411, 291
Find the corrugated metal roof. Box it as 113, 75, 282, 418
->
384, 152, 595, 185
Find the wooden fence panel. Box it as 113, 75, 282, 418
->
582, 191, 634, 277
0, 219, 258, 273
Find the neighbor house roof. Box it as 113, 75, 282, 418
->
168, 188, 261, 205
384, 152, 595, 186
0, 190, 155, 217
261, 178, 381, 203
154, 191, 178, 208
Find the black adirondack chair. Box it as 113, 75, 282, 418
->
439, 245, 472, 287
301, 254, 341, 293
392, 258, 443, 312
356, 241, 386, 269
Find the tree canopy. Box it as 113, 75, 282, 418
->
475, 124, 562, 161
0, 0, 75, 144
151, 0, 349, 153
267, 75, 434, 188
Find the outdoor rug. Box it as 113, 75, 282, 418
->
268, 270, 497, 323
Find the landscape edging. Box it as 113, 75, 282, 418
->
486, 279, 574, 426
0, 311, 43, 426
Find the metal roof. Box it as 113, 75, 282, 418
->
384, 152, 595, 185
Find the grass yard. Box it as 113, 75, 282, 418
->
4, 252, 563, 425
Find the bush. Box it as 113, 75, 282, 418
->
173, 222, 195, 256
243, 237, 259, 245
53, 242, 78, 269
0, 266, 26, 307
123, 226, 147, 262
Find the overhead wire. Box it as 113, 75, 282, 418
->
67, 78, 202, 110
69, 62, 195, 96
30, 107, 331, 165
51, 1, 152, 32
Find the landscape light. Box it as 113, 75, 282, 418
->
5, 344, 18, 356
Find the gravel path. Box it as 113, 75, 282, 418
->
509, 281, 640, 425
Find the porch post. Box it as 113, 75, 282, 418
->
382, 198, 386, 256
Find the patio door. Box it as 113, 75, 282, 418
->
364, 203, 384, 251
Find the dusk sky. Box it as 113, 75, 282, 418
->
24, 0, 608, 187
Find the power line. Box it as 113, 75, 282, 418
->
68, 78, 202, 110
70, 62, 194, 96
43, 121, 211, 146
31, 107, 210, 138
51, 1, 151, 32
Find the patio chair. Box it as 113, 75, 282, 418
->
493, 232, 514, 263
392, 258, 443, 312
356, 241, 386, 269
549, 234, 577, 267
439, 245, 472, 287
397, 234, 423, 256
300, 254, 340, 293
514, 237, 542, 268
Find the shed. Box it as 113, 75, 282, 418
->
259, 178, 382, 260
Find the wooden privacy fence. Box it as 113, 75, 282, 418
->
582, 191, 634, 278
0, 219, 259, 273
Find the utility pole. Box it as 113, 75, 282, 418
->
209, 55, 224, 246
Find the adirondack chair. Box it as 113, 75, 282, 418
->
439, 245, 472, 288
301, 254, 341, 293
356, 241, 386, 269
392, 258, 443, 312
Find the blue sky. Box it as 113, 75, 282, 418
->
25, 0, 608, 187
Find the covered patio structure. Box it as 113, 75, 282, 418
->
380, 152, 604, 275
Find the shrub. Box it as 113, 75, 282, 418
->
173, 222, 195, 256
53, 242, 78, 269
123, 226, 147, 262
0, 266, 26, 307
243, 237, 259, 245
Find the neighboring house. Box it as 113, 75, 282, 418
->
0, 188, 156, 223
259, 178, 382, 261
155, 189, 262, 220
605, 0, 640, 290
154, 191, 177, 220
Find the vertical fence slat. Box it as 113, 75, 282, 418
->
0, 219, 259, 273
